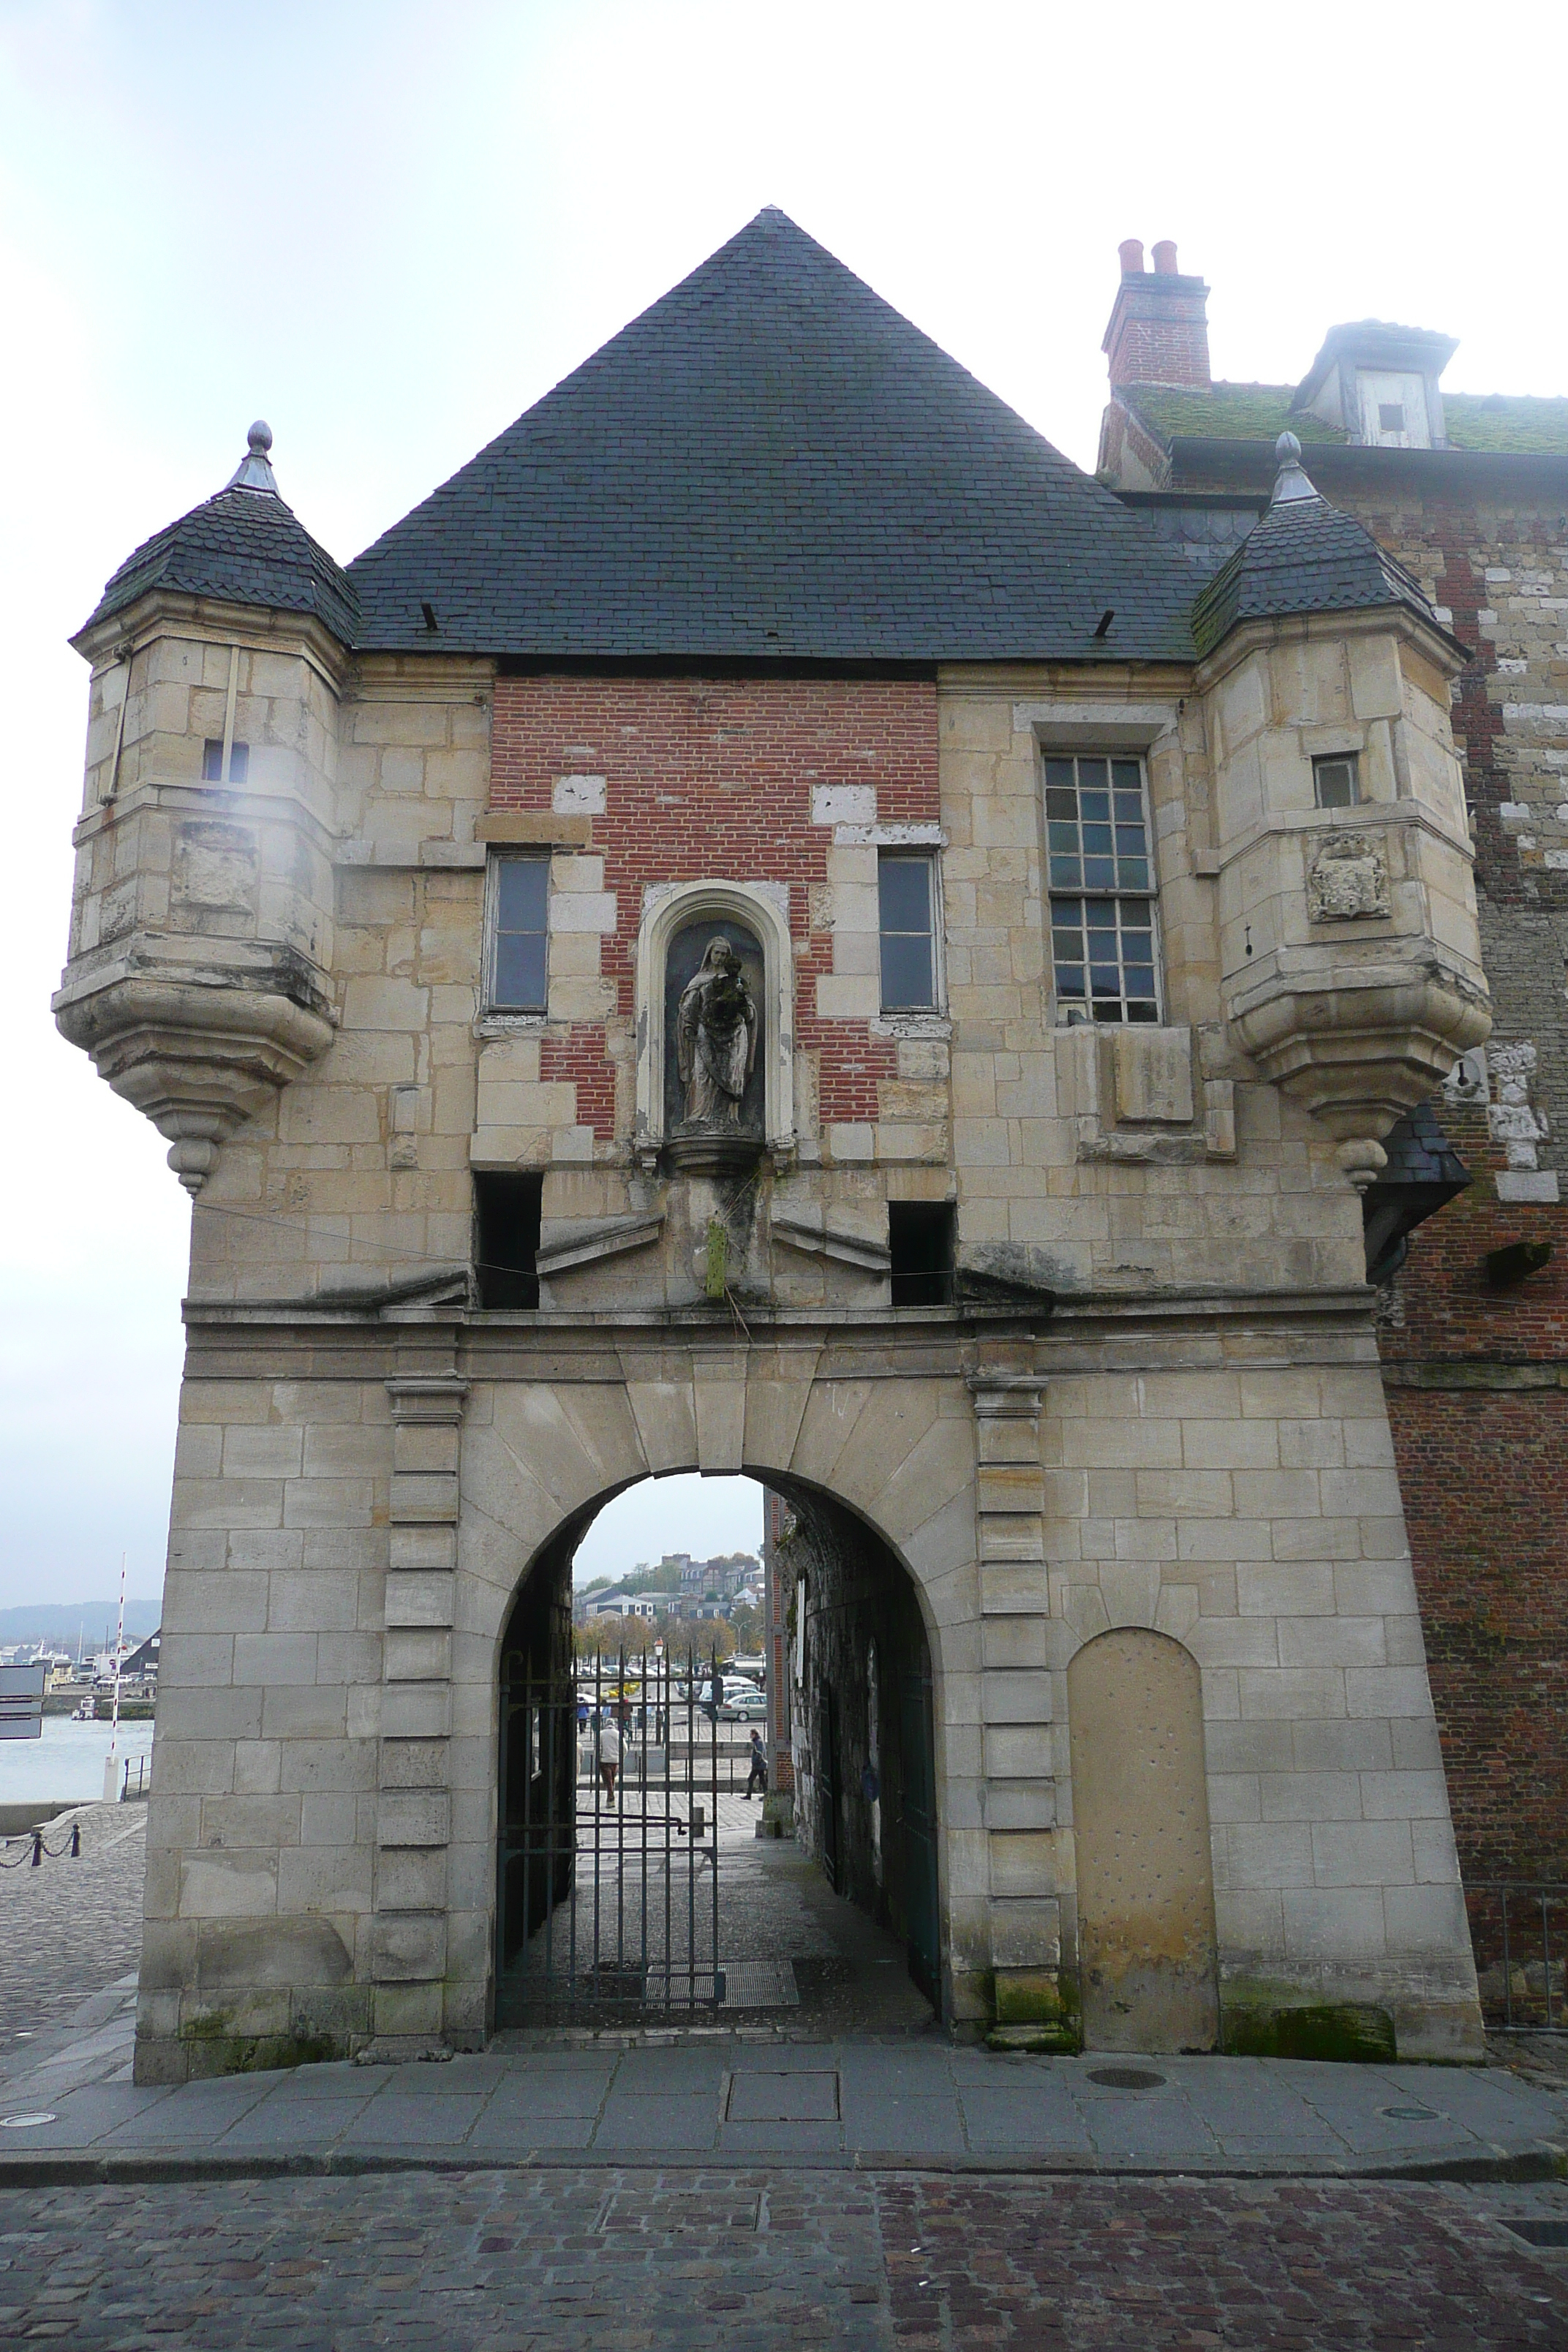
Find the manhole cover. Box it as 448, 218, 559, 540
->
1085, 2067, 1166, 2090
1502, 2219, 1568, 2249
726, 2070, 840, 2122
1379, 2103, 1441, 2122
0, 2113, 56, 2129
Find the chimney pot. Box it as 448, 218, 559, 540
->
1152, 240, 1178, 275
1118, 238, 1145, 276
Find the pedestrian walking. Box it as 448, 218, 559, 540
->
597, 1711, 622, 1801
744, 1727, 767, 1800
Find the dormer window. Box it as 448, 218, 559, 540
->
1355, 371, 1431, 449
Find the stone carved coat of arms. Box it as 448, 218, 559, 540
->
1306, 830, 1390, 922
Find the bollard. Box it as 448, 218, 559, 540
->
70, 1823, 80, 1858
30, 1831, 42, 1868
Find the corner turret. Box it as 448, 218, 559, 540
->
1195, 435, 1490, 1186
55, 425, 353, 1189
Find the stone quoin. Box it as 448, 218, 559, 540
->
58, 212, 1499, 2081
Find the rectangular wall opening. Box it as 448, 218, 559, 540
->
889, 1202, 955, 1308
475, 1171, 543, 1308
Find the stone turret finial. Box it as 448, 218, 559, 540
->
226, 420, 279, 494
1270, 430, 1319, 506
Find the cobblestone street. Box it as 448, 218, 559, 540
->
0, 2168, 1565, 2348
0, 1806, 146, 2042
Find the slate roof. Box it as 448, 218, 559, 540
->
342, 208, 1199, 663
1124, 380, 1568, 457
1191, 459, 1454, 660
79, 481, 360, 645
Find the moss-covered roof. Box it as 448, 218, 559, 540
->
1126, 384, 1347, 445
1125, 380, 1568, 456
1441, 393, 1568, 453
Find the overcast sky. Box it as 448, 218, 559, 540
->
1, 0, 1561, 1610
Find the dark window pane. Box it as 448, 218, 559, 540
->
1080, 790, 1111, 822
881, 932, 934, 1009
1044, 758, 1077, 794
497, 856, 549, 933
1118, 859, 1150, 892
1078, 760, 1108, 792
1049, 856, 1082, 889
878, 856, 932, 931
1082, 823, 1114, 855
494, 930, 547, 1009
1047, 821, 1081, 853
1314, 758, 1359, 810
1084, 857, 1116, 889
1045, 787, 1078, 820
1112, 761, 1142, 793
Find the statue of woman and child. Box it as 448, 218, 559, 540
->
675, 936, 758, 1131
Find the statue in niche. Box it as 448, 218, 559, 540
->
676, 936, 758, 1128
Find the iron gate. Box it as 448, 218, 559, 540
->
497, 1646, 734, 2025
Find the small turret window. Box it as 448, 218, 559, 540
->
201, 739, 249, 783
1313, 755, 1360, 810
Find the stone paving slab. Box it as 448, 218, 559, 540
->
0, 2165, 1566, 2347
1, 2027, 1566, 2184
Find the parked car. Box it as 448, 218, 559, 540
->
695, 1676, 764, 1719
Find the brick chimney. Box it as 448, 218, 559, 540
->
1102, 239, 1211, 389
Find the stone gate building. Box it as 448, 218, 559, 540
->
58, 210, 1493, 2079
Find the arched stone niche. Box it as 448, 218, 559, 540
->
633, 879, 795, 1161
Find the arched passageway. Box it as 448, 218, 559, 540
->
493, 1473, 942, 2032
774, 1480, 941, 2013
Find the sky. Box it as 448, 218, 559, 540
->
1, 0, 1562, 1610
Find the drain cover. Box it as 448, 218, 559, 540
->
0, 2114, 56, 2129
1086, 2066, 1166, 2090
1379, 2103, 1441, 2122
1502, 2219, 1568, 2249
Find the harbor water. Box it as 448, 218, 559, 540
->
0, 1716, 155, 1808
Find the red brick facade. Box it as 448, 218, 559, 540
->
1380, 1104, 1568, 1883
489, 674, 939, 1137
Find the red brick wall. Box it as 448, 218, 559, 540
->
489, 674, 938, 1139
1382, 1105, 1568, 1881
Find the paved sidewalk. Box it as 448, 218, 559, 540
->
1, 1991, 1565, 2182
0, 1804, 146, 2042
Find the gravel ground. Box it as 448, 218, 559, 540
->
0, 2168, 1564, 2348
0, 1804, 145, 2043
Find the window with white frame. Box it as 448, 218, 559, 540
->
878, 851, 939, 1011
488, 853, 549, 1010
1044, 753, 1160, 1023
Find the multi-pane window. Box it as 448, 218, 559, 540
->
878, 851, 938, 1011
202, 739, 249, 782
1045, 754, 1159, 1023
489, 854, 549, 1010
1313, 753, 1360, 810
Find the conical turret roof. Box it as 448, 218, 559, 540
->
1191, 434, 1460, 660
344, 208, 1198, 662
78, 423, 359, 646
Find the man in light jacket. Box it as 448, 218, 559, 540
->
597, 1711, 622, 1802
